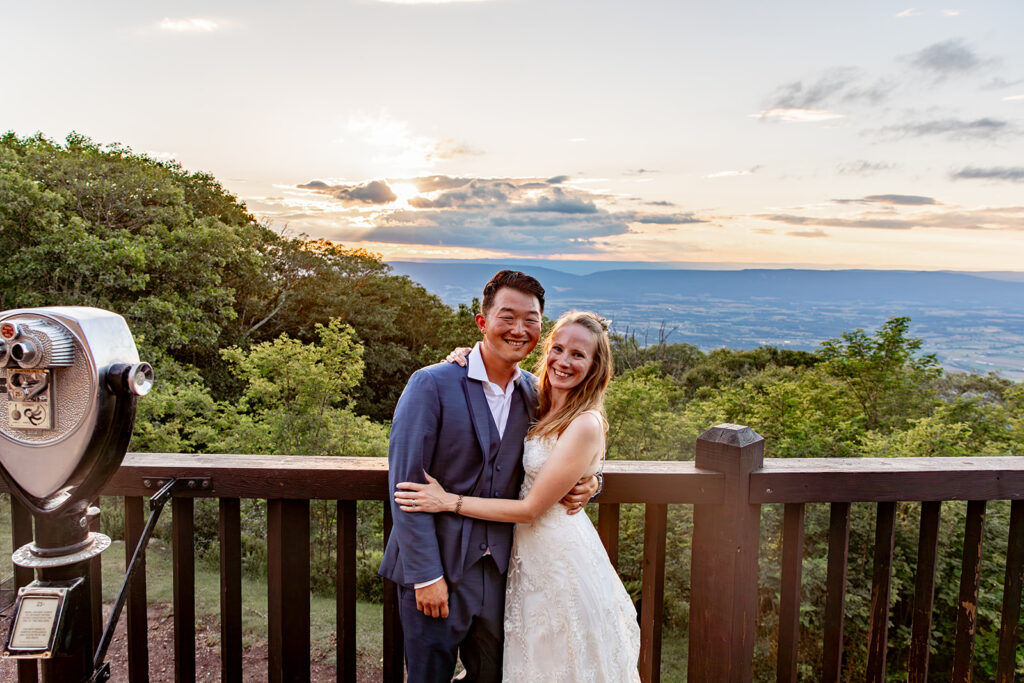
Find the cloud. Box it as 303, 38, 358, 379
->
763, 68, 896, 117
837, 160, 897, 175
509, 191, 599, 215
866, 194, 937, 205
766, 68, 858, 109
877, 117, 1016, 140
904, 39, 989, 79
941, 9, 961, 16
342, 113, 478, 171
895, 8, 921, 17
298, 179, 398, 205
1004, 94, 1024, 101
290, 174, 708, 254
787, 228, 829, 238
753, 108, 845, 123
704, 166, 761, 179
363, 209, 630, 253
628, 213, 704, 225
951, 167, 1024, 183
761, 214, 913, 230
158, 17, 220, 32
759, 206, 1024, 231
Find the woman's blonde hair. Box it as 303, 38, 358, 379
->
528, 310, 614, 440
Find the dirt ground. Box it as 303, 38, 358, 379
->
0, 602, 382, 682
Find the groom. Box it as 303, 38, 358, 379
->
380, 270, 598, 682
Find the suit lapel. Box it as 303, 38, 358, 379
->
462, 375, 491, 457
519, 372, 539, 422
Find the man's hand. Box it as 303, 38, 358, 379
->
415, 580, 450, 618
560, 474, 600, 515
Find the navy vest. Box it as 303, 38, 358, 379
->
463, 384, 530, 576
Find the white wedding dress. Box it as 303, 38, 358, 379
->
502, 426, 641, 682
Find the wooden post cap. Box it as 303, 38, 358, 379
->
697, 423, 764, 448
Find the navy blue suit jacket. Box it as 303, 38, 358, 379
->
379, 361, 537, 588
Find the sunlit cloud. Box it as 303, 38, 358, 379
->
1004, 94, 1024, 101
753, 108, 845, 122
158, 17, 221, 32
341, 113, 478, 172
758, 205, 1024, 231
832, 194, 938, 206
704, 166, 761, 179
266, 174, 710, 254
895, 8, 921, 18
941, 9, 961, 16
787, 228, 828, 238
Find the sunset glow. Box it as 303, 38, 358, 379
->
4, 1, 1022, 270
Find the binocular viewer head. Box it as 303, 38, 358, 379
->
0, 307, 152, 517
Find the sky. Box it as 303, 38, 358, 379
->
3, 0, 1024, 270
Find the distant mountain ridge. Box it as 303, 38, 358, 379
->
387, 262, 1024, 309
386, 260, 1024, 380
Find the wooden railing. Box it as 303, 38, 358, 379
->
3, 424, 1024, 682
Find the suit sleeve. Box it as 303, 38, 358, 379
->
387, 370, 445, 585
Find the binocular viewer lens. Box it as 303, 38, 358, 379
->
0, 320, 74, 369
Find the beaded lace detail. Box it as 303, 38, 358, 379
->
502, 430, 641, 682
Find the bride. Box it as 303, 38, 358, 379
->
396, 311, 641, 681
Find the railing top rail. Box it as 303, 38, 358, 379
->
0, 453, 724, 504
752, 456, 1024, 503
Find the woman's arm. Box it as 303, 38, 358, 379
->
395, 414, 602, 524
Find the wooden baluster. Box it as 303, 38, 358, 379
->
89, 498, 103, 654
267, 499, 311, 683
865, 502, 897, 683
598, 502, 620, 570
336, 500, 357, 683
777, 503, 805, 683
219, 498, 242, 683
11, 496, 38, 683
639, 503, 667, 683
172, 497, 195, 683
382, 504, 404, 682
908, 501, 941, 683
687, 424, 764, 683
996, 500, 1024, 683
123, 496, 149, 682
952, 500, 987, 683
821, 502, 850, 683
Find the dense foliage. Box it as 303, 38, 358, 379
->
3, 132, 1021, 678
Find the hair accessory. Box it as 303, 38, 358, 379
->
596, 315, 611, 331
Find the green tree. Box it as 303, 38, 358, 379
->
817, 316, 941, 431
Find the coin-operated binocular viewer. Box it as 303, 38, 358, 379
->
0, 308, 154, 681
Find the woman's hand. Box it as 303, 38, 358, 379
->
396, 473, 457, 513
444, 347, 472, 366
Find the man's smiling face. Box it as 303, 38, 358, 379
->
475, 287, 542, 367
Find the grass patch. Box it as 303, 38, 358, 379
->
98, 540, 383, 660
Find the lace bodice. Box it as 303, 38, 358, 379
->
503, 431, 640, 682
